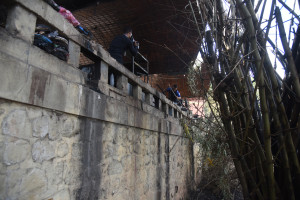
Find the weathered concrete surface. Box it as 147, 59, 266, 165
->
0, 102, 81, 199
0, 101, 192, 200
0, 29, 85, 85
6, 5, 37, 43
68, 40, 81, 68
9, 0, 184, 113
0, 28, 178, 134
0, 2, 194, 199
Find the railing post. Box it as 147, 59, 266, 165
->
174, 110, 178, 118
100, 61, 109, 83
6, 5, 37, 43
178, 113, 182, 119
68, 40, 80, 68
117, 75, 128, 93
132, 56, 135, 74
145, 93, 152, 105
147, 62, 149, 83
169, 106, 173, 117
133, 85, 142, 100
162, 103, 169, 116
157, 99, 162, 110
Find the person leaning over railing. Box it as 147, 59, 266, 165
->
165, 84, 181, 103
164, 84, 188, 111
108, 27, 139, 65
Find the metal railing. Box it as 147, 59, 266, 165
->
131, 52, 149, 83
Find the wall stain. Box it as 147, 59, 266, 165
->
156, 123, 162, 200
29, 70, 49, 104
76, 118, 103, 200
165, 122, 170, 200
76, 89, 106, 199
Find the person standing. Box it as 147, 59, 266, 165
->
108, 27, 139, 64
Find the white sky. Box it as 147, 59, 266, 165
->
260, 0, 299, 77
194, 0, 300, 78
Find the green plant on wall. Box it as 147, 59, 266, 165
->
182, 83, 240, 199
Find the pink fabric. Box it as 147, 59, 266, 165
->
59, 7, 80, 27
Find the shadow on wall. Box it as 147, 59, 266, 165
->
76, 89, 106, 199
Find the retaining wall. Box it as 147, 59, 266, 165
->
0, 1, 195, 199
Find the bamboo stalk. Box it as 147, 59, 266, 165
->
263, 37, 300, 199
265, 83, 294, 200
187, 1, 300, 199
275, 7, 300, 99
212, 19, 262, 199
257, 0, 268, 28
291, 25, 300, 60
218, 1, 269, 197
278, 0, 300, 23
245, 3, 300, 189
219, 92, 263, 200
254, 150, 268, 199
204, 4, 251, 196
236, 0, 276, 199
275, 8, 300, 187
254, 0, 264, 13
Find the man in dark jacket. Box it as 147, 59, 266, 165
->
108, 27, 139, 64
165, 84, 181, 103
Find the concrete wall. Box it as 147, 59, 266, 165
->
0, 101, 192, 200
0, 1, 195, 199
